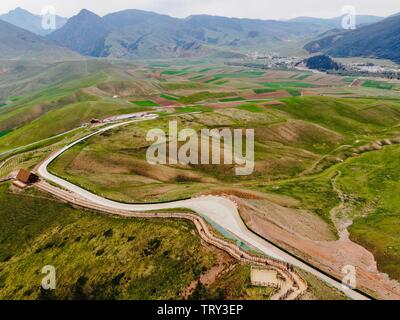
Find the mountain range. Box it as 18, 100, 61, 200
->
0, 7, 399, 62
0, 7, 67, 36
304, 14, 400, 63
46, 9, 331, 58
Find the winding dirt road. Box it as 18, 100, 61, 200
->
36, 119, 369, 300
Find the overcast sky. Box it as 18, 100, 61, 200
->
0, 0, 398, 20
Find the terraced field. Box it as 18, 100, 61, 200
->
2, 59, 399, 154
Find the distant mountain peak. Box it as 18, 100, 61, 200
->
0, 7, 67, 35
77, 8, 98, 16
11, 7, 27, 12
7, 7, 33, 15
47, 8, 110, 56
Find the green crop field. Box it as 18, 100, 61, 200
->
362, 80, 394, 90
188, 75, 205, 81
205, 71, 265, 84
160, 94, 180, 101
178, 92, 237, 104
214, 71, 265, 79
162, 70, 186, 76
287, 88, 301, 96
253, 88, 277, 94
236, 104, 264, 112
0, 129, 12, 138
133, 100, 160, 107
259, 81, 317, 88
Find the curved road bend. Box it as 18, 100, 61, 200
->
37, 119, 369, 300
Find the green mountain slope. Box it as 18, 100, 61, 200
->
305, 14, 400, 63
0, 19, 78, 60
47, 9, 330, 58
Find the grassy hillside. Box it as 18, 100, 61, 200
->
0, 100, 150, 151
305, 14, 400, 63
338, 146, 400, 280
0, 183, 220, 299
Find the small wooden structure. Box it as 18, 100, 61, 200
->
12, 169, 38, 189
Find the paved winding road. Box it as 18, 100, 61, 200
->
37, 118, 369, 300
